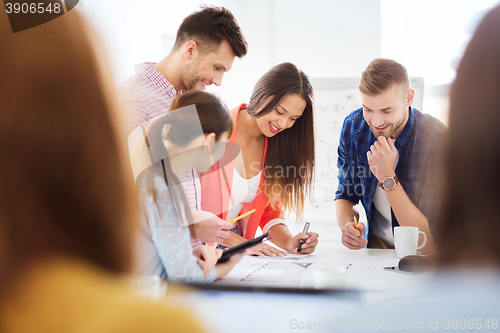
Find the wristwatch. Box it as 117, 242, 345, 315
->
379, 175, 399, 191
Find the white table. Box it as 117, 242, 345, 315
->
214, 245, 424, 300
177, 245, 430, 333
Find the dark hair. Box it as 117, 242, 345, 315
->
151, 91, 232, 235
246, 62, 315, 217
165, 90, 233, 144
439, 5, 500, 266
173, 6, 248, 57
360, 58, 410, 96
0, 10, 137, 295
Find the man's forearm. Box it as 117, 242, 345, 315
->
335, 199, 358, 229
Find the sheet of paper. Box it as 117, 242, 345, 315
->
213, 252, 401, 291
252, 253, 311, 260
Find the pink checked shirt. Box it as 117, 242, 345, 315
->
118, 62, 203, 247
118, 62, 182, 147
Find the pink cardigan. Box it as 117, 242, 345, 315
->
199, 104, 283, 239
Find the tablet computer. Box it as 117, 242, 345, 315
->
218, 232, 270, 263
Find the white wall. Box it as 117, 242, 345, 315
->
79, 0, 499, 244
81, 0, 382, 109
80, 0, 499, 121
381, 0, 499, 123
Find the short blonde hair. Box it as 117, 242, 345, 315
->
359, 58, 410, 96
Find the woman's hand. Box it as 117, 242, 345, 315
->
192, 245, 223, 278
214, 251, 245, 280
245, 242, 287, 257
289, 232, 319, 254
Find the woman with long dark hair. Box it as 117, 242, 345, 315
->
192, 62, 319, 256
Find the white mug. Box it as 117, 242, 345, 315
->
394, 226, 427, 258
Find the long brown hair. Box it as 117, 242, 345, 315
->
0, 9, 138, 293
246, 62, 315, 218
439, 5, 500, 266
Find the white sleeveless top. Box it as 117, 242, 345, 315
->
226, 169, 261, 235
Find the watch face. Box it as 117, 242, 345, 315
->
383, 177, 396, 190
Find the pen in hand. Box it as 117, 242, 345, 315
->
297, 222, 310, 253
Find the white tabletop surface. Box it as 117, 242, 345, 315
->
170, 244, 431, 333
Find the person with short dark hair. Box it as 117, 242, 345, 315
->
119, 5, 247, 141
173, 6, 248, 59
335, 58, 446, 254
118, 5, 248, 247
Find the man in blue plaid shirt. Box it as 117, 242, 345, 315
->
335, 59, 446, 254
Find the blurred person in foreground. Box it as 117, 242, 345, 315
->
0, 8, 204, 333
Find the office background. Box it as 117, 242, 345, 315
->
79, 0, 499, 243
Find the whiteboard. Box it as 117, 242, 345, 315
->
301, 77, 424, 222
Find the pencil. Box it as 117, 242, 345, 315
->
354, 216, 361, 237
228, 209, 256, 223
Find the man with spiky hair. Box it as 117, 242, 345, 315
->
335, 58, 446, 255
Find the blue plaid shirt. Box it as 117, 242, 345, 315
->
335, 107, 447, 240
